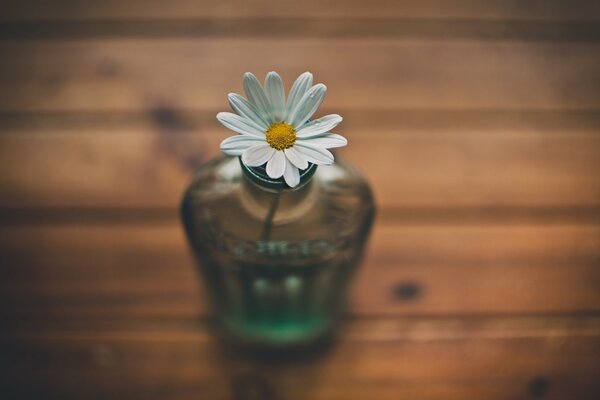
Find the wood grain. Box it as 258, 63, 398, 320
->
1, 223, 598, 319
2, 316, 600, 400
0, 39, 598, 111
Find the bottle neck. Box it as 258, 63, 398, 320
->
239, 171, 318, 222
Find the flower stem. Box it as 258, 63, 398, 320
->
260, 189, 281, 241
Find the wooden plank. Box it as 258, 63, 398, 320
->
2, 0, 599, 21
1, 223, 599, 318
1, 127, 599, 208
1, 316, 600, 399
0, 39, 599, 111
354, 224, 600, 315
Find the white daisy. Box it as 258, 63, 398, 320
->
218, 71, 347, 188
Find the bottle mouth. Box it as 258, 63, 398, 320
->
239, 158, 317, 190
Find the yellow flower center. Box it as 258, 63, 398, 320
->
266, 122, 296, 150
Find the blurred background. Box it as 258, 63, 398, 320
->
0, 1, 599, 399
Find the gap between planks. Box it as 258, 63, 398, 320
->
0, 18, 599, 41
1, 206, 600, 226
2, 0, 600, 21
3, 315, 600, 342
1, 109, 599, 132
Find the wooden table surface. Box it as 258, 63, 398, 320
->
1, 1, 600, 399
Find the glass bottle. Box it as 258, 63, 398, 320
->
181, 155, 375, 351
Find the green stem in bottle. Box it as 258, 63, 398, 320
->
260, 189, 282, 241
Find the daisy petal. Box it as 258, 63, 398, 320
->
286, 72, 313, 116
266, 151, 286, 179
295, 143, 335, 165
298, 133, 347, 149
264, 72, 286, 122
283, 160, 300, 188
243, 72, 273, 124
242, 144, 275, 167
217, 112, 264, 137
289, 84, 327, 129
220, 135, 264, 156
228, 93, 269, 129
296, 114, 343, 138
284, 147, 308, 170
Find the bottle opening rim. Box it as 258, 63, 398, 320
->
239, 158, 317, 190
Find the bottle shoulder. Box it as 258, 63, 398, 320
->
181, 156, 375, 243
184, 156, 373, 204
